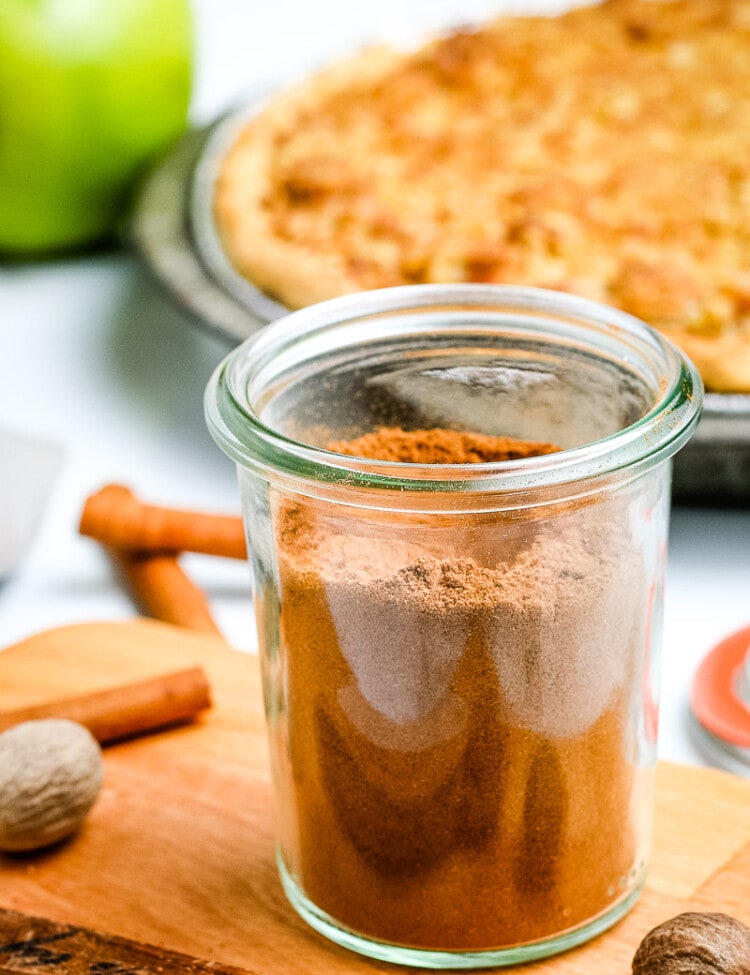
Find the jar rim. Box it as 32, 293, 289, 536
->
205, 284, 703, 495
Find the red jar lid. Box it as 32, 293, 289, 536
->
692, 625, 750, 749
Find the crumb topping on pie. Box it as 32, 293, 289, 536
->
215, 0, 750, 392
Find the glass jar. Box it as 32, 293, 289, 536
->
205, 284, 702, 968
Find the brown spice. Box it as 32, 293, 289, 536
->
273, 427, 647, 952
632, 912, 750, 975
327, 426, 560, 463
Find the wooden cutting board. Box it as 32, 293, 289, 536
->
1, 619, 750, 974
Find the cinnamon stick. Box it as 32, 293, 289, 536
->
114, 550, 223, 637
80, 484, 246, 560
0, 667, 212, 744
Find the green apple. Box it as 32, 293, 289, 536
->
0, 0, 192, 255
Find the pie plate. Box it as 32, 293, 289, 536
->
127, 107, 750, 505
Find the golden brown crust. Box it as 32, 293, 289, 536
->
214, 0, 750, 392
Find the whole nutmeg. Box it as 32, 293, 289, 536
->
0, 718, 104, 852
633, 912, 750, 975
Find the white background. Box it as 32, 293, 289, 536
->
1, 0, 749, 771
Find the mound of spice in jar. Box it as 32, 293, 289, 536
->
272, 427, 650, 951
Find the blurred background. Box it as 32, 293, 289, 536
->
1, 0, 749, 772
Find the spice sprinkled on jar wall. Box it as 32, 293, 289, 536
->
206, 284, 702, 968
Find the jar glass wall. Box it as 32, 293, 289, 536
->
206, 285, 702, 968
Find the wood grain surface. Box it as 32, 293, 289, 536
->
0, 906, 256, 975
0, 620, 749, 974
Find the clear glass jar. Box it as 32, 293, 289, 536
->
205, 284, 702, 968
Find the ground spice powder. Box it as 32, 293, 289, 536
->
327, 427, 560, 464
272, 427, 648, 951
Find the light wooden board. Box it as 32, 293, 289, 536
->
1, 620, 749, 974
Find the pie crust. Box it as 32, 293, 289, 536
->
214, 0, 750, 392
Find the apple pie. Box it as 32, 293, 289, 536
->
214, 0, 750, 392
